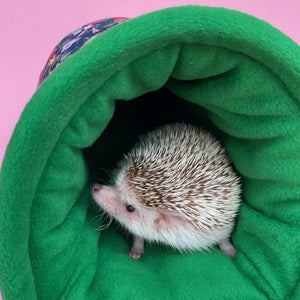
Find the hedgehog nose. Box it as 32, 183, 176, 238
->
91, 183, 102, 193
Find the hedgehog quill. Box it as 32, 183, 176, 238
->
91, 123, 241, 259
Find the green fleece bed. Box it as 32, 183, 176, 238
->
1, 5, 300, 300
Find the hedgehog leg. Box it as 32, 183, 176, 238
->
218, 238, 236, 258
127, 236, 144, 259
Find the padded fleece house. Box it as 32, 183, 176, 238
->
0, 5, 300, 300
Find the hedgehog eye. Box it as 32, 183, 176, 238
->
126, 204, 135, 213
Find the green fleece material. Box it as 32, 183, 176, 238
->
1, 5, 300, 300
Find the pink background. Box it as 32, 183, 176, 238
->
0, 1, 299, 299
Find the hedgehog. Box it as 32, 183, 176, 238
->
91, 123, 241, 259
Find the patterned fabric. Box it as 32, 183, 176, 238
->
38, 18, 128, 86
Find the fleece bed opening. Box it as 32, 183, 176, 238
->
83, 87, 217, 183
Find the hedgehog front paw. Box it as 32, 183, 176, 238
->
128, 236, 144, 259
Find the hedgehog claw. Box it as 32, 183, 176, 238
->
127, 251, 143, 260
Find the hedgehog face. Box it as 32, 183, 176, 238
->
91, 182, 187, 241
91, 183, 158, 235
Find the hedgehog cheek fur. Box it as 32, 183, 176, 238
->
113, 182, 161, 238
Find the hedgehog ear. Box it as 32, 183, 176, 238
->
155, 213, 185, 229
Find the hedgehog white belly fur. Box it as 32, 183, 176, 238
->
91, 123, 241, 259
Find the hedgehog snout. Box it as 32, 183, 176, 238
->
91, 184, 117, 214
91, 183, 102, 193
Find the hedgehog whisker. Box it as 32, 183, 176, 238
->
91, 214, 103, 222
97, 213, 113, 231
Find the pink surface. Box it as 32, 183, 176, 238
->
0, 1, 299, 297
